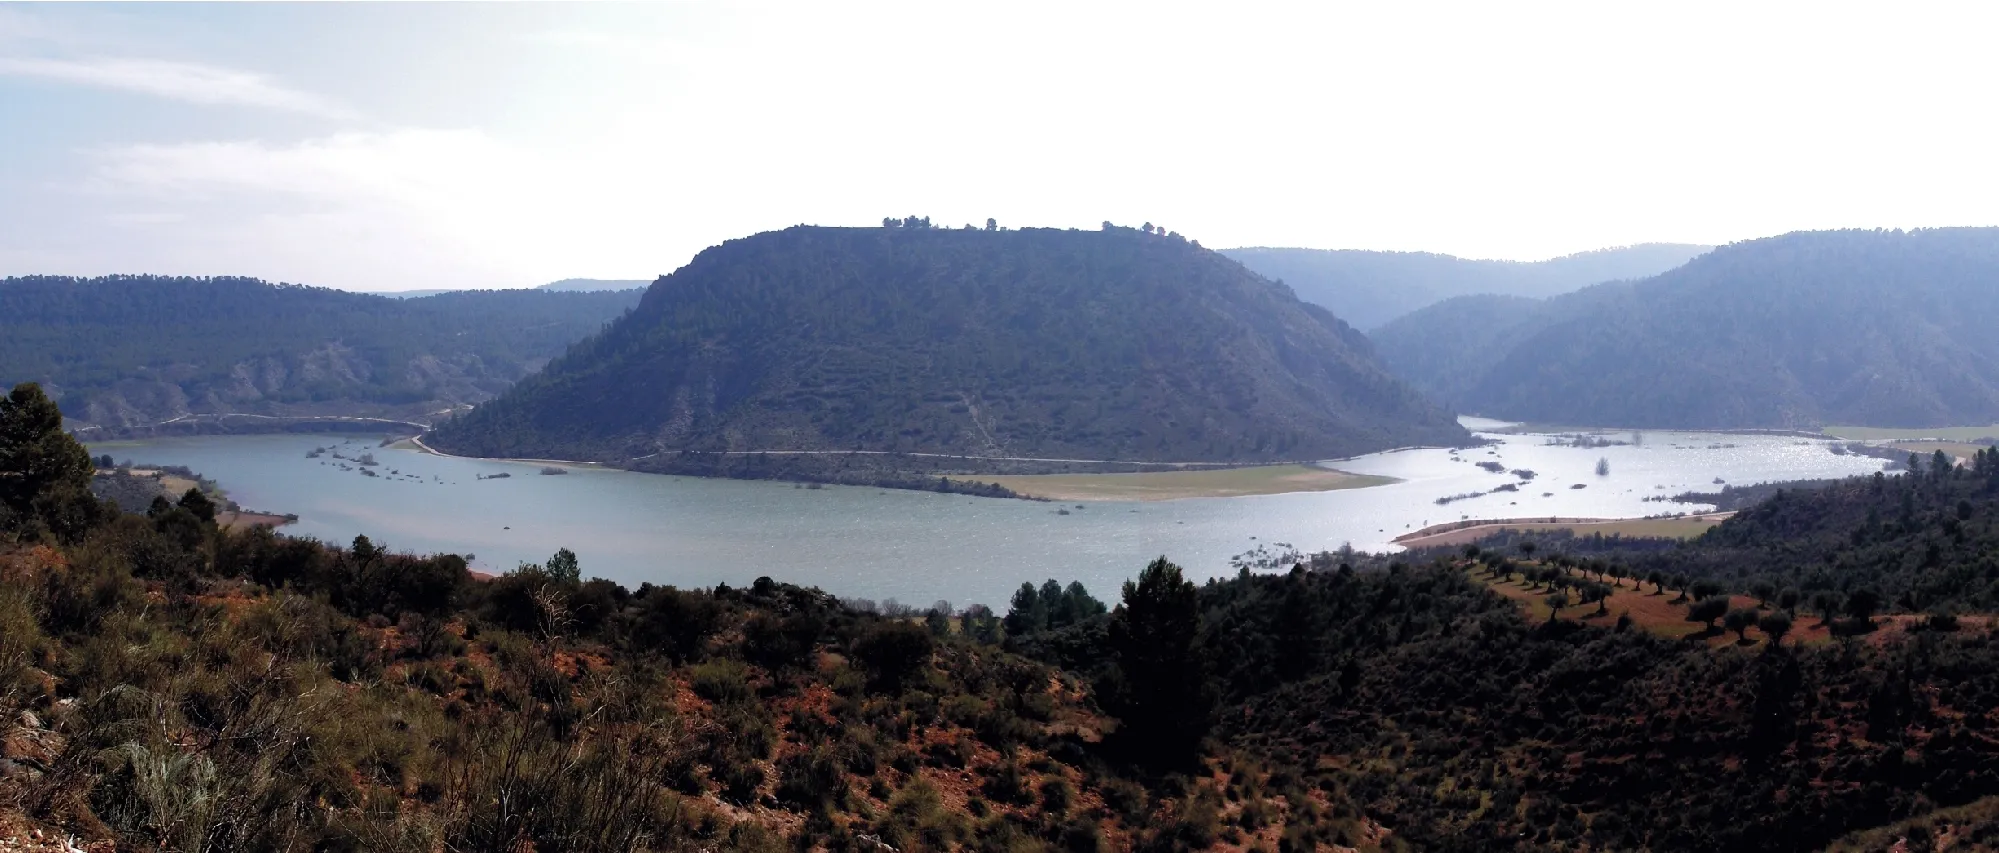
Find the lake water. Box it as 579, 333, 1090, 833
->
91, 422, 1885, 610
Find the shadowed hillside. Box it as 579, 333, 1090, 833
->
0, 276, 640, 434
1371, 229, 1999, 428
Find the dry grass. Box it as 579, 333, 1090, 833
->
1467, 562, 1991, 648
985, 465, 1396, 502
1823, 424, 1999, 441
1885, 440, 1988, 465
1473, 567, 1726, 639
1823, 792, 1999, 851
1399, 516, 1726, 549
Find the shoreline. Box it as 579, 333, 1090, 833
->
409, 434, 1450, 501
1478, 422, 1834, 440
1393, 512, 1734, 550
406, 434, 604, 468
984, 464, 1399, 502
219, 510, 296, 531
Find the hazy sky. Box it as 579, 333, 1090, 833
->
5, 2, 1998, 291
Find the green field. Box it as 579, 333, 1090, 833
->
986, 464, 1398, 502
1823, 424, 1999, 441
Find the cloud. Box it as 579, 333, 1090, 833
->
82, 130, 652, 289
0, 56, 358, 120
95, 130, 514, 203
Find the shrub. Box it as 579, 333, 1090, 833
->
716, 757, 766, 804
775, 748, 848, 812
981, 759, 1033, 805
1101, 778, 1148, 821
690, 659, 754, 705
1040, 777, 1074, 815
626, 585, 721, 662
742, 611, 822, 671
851, 621, 936, 691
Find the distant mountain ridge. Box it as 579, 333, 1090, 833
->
538, 278, 650, 292
1369, 228, 1999, 429
1222, 243, 1710, 330
429, 225, 1470, 475
376, 278, 649, 298
0, 276, 641, 434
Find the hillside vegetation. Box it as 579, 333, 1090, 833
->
1371, 229, 1999, 428
430, 225, 1469, 473
1221, 243, 1706, 330
0, 276, 640, 434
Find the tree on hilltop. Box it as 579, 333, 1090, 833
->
1724, 607, 1759, 642
1687, 597, 1729, 632
1759, 610, 1794, 648
0, 382, 102, 541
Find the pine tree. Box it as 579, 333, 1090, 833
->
1106, 557, 1211, 763
0, 382, 99, 539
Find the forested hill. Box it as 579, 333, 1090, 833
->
1370, 228, 1999, 428
429, 225, 1470, 468
1624, 450, 1999, 613
1221, 243, 1707, 330
0, 276, 641, 433
537, 277, 650, 292
1366, 293, 1552, 406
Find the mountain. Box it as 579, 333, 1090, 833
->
1369, 282, 1641, 408
429, 225, 1470, 472
1366, 293, 1549, 405
382, 288, 459, 299
0, 276, 641, 434
1222, 243, 1709, 330
1369, 228, 1999, 429
537, 277, 650, 292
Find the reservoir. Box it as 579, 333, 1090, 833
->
91, 422, 1886, 610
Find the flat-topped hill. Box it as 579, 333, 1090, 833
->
429, 224, 1469, 469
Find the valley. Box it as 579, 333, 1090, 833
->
9, 6, 1998, 848
1222, 243, 1709, 330
93, 422, 1885, 610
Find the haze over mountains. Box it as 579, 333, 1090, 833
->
0, 276, 641, 433
383, 278, 650, 298
20, 228, 1997, 447
429, 224, 1470, 470
537, 278, 652, 292
1371, 228, 1999, 429
1222, 243, 1711, 330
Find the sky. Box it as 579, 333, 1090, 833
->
4, 2, 1999, 292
